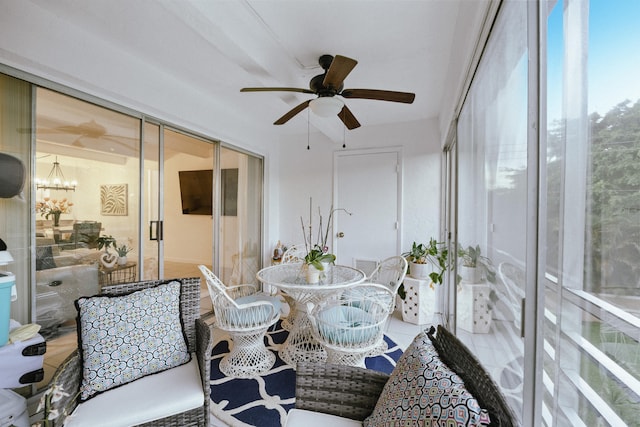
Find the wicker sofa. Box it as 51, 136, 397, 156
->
287, 325, 516, 427
44, 277, 212, 427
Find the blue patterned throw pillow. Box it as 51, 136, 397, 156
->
364, 330, 491, 426
75, 281, 191, 401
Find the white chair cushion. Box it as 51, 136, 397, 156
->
66, 356, 203, 427
285, 408, 363, 427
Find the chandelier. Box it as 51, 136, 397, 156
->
35, 157, 77, 192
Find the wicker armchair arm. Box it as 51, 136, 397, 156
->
195, 318, 212, 411
45, 350, 81, 424
294, 362, 389, 421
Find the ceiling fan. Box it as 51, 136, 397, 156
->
241, 54, 415, 130
36, 119, 138, 151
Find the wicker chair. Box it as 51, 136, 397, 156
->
45, 277, 212, 427
307, 283, 394, 367
368, 256, 408, 296
350, 256, 407, 356
287, 326, 517, 427
279, 244, 307, 330
199, 264, 281, 378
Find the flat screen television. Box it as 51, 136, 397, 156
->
178, 170, 213, 215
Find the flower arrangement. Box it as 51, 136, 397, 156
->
36, 197, 73, 219
299, 200, 351, 271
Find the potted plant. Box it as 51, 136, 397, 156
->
402, 238, 448, 284
96, 235, 117, 268
457, 244, 496, 283
398, 238, 449, 324
303, 244, 336, 283
299, 200, 349, 283
115, 243, 133, 265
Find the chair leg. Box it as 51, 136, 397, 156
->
220, 328, 276, 378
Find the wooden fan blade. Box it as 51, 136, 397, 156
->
241, 87, 315, 94
274, 100, 311, 125
341, 88, 415, 104
323, 55, 358, 90
338, 105, 361, 130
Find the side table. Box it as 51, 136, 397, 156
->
458, 282, 492, 333
99, 262, 137, 286
400, 277, 438, 325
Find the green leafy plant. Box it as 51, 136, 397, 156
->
303, 244, 336, 271
96, 235, 116, 253
458, 244, 496, 283
115, 244, 133, 257
398, 238, 449, 299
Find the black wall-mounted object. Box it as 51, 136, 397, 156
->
178, 169, 213, 215
0, 153, 26, 198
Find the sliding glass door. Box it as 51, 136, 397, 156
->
454, 1, 529, 422
34, 88, 141, 338
162, 128, 214, 288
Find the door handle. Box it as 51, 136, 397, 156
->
337, 232, 345, 238
149, 221, 163, 241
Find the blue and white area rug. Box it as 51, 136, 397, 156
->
210, 320, 403, 427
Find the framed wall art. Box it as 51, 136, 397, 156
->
100, 184, 128, 216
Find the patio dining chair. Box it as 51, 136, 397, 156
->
198, 265, 281, 378
345, 256, 407, 356
368, 255, 408, 303
307, 283, 394, 367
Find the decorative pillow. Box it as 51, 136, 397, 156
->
364, 330, 491, 426
75, 280, 191, 401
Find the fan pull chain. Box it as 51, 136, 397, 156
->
307, 108, 310, 150
342, 109, 346, 148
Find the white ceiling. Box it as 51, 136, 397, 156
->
13, 0, 487, 146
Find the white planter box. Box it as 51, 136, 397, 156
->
401, 277, 437, 325
457, 282, 492, 333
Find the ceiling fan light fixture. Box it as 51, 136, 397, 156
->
309, 97, 343, 117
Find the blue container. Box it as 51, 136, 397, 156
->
0, 272, 15, 347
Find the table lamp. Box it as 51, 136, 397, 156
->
0, 238, 16, 347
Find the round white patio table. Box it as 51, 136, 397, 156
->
256, 263, 365, 367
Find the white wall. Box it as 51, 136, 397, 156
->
270, 118, 442, 261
